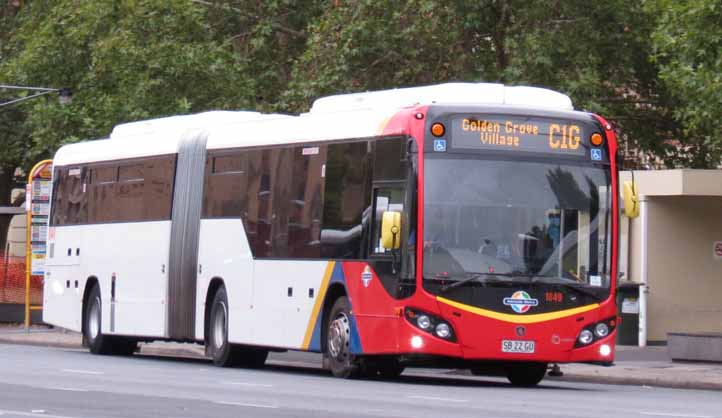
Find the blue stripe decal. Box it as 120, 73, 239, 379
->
307, 262, 364, 354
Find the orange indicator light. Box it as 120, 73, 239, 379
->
431, 123, 445, 137
590, 133, 604, 146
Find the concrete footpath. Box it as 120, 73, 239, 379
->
2, 324, 721, 391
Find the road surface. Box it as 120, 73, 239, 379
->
0, 343, 720, 418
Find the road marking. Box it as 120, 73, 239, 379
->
640, 412, 714, 418
60, 369, 103, 375
215, 401, 278, 409
46, 387, 89, 392
221, 381, 273, 388
407, 395, 468, 403
0, 410, 81, 418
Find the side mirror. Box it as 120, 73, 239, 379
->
623, 181, 639, 218
381, 211, 401, 250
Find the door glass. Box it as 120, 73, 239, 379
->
371, 187, 404, 254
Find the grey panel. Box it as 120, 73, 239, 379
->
167, 131, 207, 340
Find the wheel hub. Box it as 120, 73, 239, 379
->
89, 297, 100, 340
213, 301, 227, 349
328, 313, 350, 361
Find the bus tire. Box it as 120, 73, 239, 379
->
325, 296, 362, 379
84, 284, 112, 355
506, 362, 547, 387
208, 287, 236, 367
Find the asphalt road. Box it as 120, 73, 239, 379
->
0, 343, 721, 418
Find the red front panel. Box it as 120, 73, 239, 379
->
346, 107, 619, 365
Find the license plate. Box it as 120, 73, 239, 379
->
501, 340, 535, 353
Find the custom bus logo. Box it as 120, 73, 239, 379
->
361, 266, 373, 287
503, 291, 539, 314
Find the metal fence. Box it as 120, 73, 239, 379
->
0, 255, 41, 305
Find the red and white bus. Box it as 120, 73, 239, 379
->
43, 83, 618, 386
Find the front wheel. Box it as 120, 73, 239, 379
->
325, 296, 362, 378
506, 362, 548, 387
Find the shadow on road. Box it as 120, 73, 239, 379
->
61, 347, 589, 391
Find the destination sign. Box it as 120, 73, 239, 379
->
449, 116, 594, 156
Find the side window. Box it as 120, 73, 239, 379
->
203, 152, 246, 218
321, 141, 371, 259
288, 146, 325, 258
88, 155, 175, 224
244, 149, 272, 257
144, 156, 176, 220
65, 167, 88, 225
88, 165, 117, 223
270, 147, 293, 257
115, 163, 144, 222
50, 168, 67, 226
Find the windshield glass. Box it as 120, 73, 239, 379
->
423, 157, 611, 290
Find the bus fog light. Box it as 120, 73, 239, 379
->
411, 336, 424, 349
416, 315, 431, 330
578, 329, 594, 345
435, 323, 451, 339
595, 323, 609, 338
600, 344, 611, 356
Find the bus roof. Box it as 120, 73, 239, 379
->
308, 83, 573, 114
53, 83, 577, 166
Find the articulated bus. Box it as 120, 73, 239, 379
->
44, 83, 618, 386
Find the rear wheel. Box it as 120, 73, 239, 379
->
207, 287, 268, 368
506, 362, 548, 387
325, 296, 363, 378
208, 287, 235, 367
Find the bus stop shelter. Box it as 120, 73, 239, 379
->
618, 170, 722, 348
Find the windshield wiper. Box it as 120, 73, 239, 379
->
439, 272, 519, 293
528, 277, 604, 302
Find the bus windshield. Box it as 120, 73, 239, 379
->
422, 157, 611, 291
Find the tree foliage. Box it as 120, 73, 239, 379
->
648, 0, 722, 167
1, 0, 721, 189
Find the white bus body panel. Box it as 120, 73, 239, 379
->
196, 219, 254, 342
43, 225, 84, 332
197, 219, 328, 349
250, 260, 328, 349
44, 222, 171, 337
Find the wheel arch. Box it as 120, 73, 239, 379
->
320, 282, 348, 353
81, 276, 99, 345
203, 277, 225, 343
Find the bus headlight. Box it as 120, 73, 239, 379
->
404, 308, 456, 342
435, 323, 451, 339
575, 318, 616, 348
595, 323, 610, 338
417, 315, 431, 330
578, 329, 594, 345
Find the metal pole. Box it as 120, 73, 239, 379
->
0, 91, 55, 108
638, 196, 648, 347
24, 183, 32, 329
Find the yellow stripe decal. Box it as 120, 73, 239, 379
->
302, 261, 336, 349
376, 115, 393, 135
437, 296, 599, 324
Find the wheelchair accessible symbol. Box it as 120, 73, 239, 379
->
434, 139, 447, 152
590, 148, 603, 161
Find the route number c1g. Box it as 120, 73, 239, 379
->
549, 124, 580, 150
